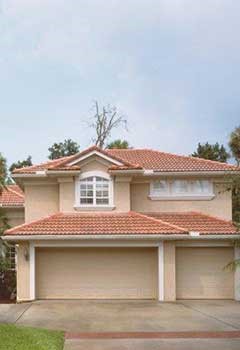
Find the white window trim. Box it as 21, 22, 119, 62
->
158, 242, 164, 301
149, 179, 215, 201
75, 171, 114, 209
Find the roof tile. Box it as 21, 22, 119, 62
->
146, 212, 237, 235
12, 146, 239, 174
4, 211, 187, 236
0, 185, 24, 207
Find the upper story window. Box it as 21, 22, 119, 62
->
75, 171, 114, 208
150, 179, 214, 200
80, 176, 109, 205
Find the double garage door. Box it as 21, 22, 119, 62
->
35, 246, 234, 300
36, 247, 158, 299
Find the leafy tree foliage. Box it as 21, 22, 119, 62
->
90, 101, 127, 148
0, 153, 7, 187
9, 156, 32, 173
229, 126, 240, 165
107, 139, 130, 149
192, 142, 230, 162
48, 139, 80, 160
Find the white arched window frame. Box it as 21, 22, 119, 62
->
75, 171, 114, 208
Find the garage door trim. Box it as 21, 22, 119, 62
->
29, 242, 164, 301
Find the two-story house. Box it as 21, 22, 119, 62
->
3, 146, 240, 302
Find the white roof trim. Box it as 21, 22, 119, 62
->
3, 234, 240, 241
144, 170, 240, 176
12, 173, 47, 178
68, 150, 123, 166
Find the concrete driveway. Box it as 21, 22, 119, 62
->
1, 300, 240, 349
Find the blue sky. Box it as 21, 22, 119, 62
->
0, 0, 240, 166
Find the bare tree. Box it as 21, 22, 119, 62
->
90, 101, 127, 148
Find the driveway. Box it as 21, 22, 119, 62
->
1, 300, 240, 349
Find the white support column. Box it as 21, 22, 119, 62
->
235, 246, 240, 301
158, 242, 164, 301
29, 243, 35, 300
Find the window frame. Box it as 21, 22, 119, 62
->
150, 179, 214, 200
75, 171, 114, 209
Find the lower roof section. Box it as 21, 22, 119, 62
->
145, 212, 238, 235
3, 211, 238, 239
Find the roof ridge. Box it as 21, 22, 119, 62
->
132, 211, 188, 233
4, 212, 62, 235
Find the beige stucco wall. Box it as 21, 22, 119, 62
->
3, 208, 24, 227
114, 177, 131, 212
131, 181, 232, 220
164, 241, 176, 301
58, 178, 75, 212
16, 242, 30, 302
24, 183, 59, 222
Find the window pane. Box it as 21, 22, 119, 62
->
96, 198, 109, 204
96, 176, 108, 182
172, 180, 188, 194
192, 180, 210, 194
87, 190, 93, 196
80, 197, 93, 204
86, 177, 94, 181
152, 180, 168, 194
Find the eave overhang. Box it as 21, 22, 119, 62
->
3, 234, 240, 241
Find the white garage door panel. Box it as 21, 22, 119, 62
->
176, 247, 234, 299
36, 247, 158, 299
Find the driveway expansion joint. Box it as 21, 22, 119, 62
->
14, 302, 33, 324
178, 301, 240, 331
65, 331, 240, 340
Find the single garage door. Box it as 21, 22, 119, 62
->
176, 247, 234, 299
36, 247, 158, 299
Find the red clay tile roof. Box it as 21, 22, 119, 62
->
4, 211, 187, 236
146, 212, 238, 235
0, 185, 24, 208
4, 211, 238, 236
12, 156, 80, 174
12, 146, 239, 175
106, 149, 238, 172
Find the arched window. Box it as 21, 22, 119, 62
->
76, 172, 113, 207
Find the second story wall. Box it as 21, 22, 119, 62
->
25, 181, 59, 223
131, 179, 232, 220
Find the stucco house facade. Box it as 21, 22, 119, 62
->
3, 146, 240, 302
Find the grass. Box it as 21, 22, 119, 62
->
0, 323, 64, 350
